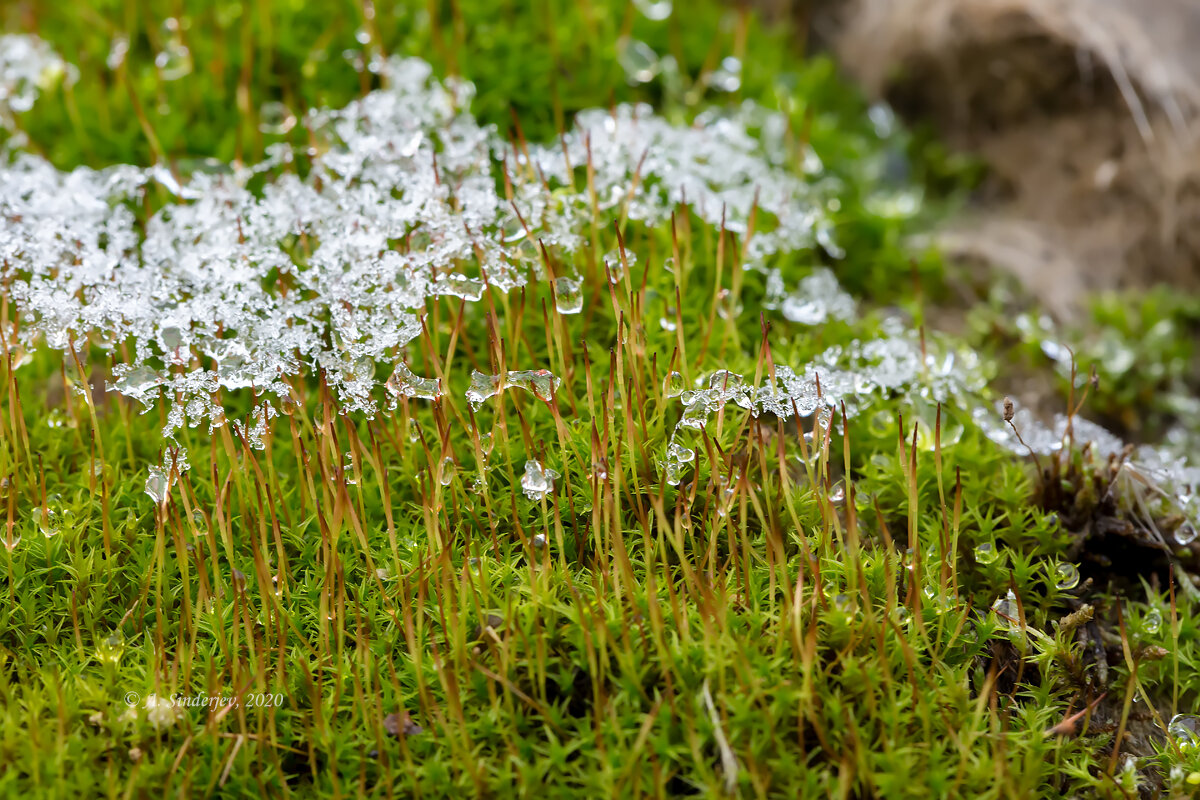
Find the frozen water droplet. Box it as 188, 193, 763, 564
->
145, 467, 170, 506
107, 35, 130, 70
433, 273, 485, 301
716, 288, 741, 320
974, 542, 999, 565
865, 188, 922, 219
1168, 714, 1200, 750
95, 632, 125, 665
781, 268, 856, 325
632, 0, 673, 20
259, 101, 296, 135
1053, 562, 1080, 590
603, 249, 636, 284
505, 369, 562, 403
440, 456, 456, 486
554, 276, 583, 314
386, 362, 444, 402
709, 57, 742, 92
466, 371, 502, 411
991, 590, 1019, 628
617, 38, 659, 84
662, 440, 694, 486
155, 39, 192, 80
112, 365, 165, 410
32, 506, 60, 538
1144, 608, 1163, 635
664, 371, 684, 398
521, 460, 559, 501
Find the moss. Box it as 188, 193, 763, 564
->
2, 1, 1200, 797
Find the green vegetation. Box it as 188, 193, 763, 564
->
3, 1, 1200, 798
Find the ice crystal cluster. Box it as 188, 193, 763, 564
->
1, 39, 834, 477
0, 34, 73, 126
661, 318, 988, 485
980, 401, 1200, 541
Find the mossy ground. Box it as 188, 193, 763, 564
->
3, 1, 1200, 797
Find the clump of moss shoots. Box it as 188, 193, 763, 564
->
3, 1, 1200, 797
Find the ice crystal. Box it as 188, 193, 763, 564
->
466, 369, 561, 410
662, 321, 989, 484
2, 43, 833, 471
780, 268, 856, 325
521, 460, 559, 501
385, 362, 444, 403
0, 34, 73, 125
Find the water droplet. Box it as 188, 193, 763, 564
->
554, 276, 583, 314
617, 39, 659, 84
1168, 714, 1200, 750
1053, 562, 1080, 590
662, 440, 694, 486
259, 101, 296, 135
664, 371, 684, 398
531, 533, 547, 550
1144, 608, 1163, 635
709, 56, 742, 93
439, 456, 456, 486
95, 632, 125, 665
32, 506, 61, 538
521, 460, 559, 501
991, 590, 1019, 628
1175, 522, 1197, 546
107, 35, 130, 70
155, 39, 192, 81
715, 288, 741, 320
974, 542, 1000, 564
603, 249, 636, 284
632, 0, 673, 20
